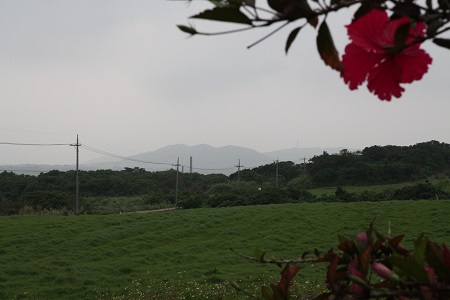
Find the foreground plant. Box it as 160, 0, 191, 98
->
177, 0, 450, 101
232, 222, 450, 299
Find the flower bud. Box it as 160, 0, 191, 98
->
356, 232, 368, 246
372, 262, 400, 282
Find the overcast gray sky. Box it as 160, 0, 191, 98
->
0, 0, 449, 166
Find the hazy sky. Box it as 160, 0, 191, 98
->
1, 0, 449, 166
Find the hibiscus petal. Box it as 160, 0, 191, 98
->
367, 57, 404, 101
396, 47, 432, 83
347, 9, 389, 51
342, 43, 384, 90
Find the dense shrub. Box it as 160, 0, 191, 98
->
390, 181, 450, 200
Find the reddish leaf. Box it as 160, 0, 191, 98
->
277, 263, 300, 298
389, 235, 409, 256
308, 16, 318, 28
390, 235, 405, 247
316, 21, 343, 72
326, 254, 339, 293
358, 245, 372, 276
443, 244, 450, 269
338, 239, 355, 255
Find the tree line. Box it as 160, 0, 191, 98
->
0, 140, 449, 215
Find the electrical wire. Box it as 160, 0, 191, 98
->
1, 139, 291, 172
0, 169, 48, 173
0, 127, 75, 136
0, 142, 71, 146
82, 144, 236, 171
81, 144, 173, 166
191, 166, 235, 171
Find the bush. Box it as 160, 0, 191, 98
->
233, 222, 450, 299
390, 181, 450, 200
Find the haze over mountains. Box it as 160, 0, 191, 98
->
0, 144, 348, 175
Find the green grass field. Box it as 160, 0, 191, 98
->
308, 177, 450, 196
1, 200, 449, 299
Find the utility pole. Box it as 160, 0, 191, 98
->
235, 159, 243, 187
275, 159, 279, 189
70, 135, 81, 215
174, 157, 180, 208
190, 156, 193, 173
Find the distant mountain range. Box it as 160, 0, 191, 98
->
0, 144, 349, 175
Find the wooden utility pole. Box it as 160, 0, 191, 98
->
275, 159, 279, 189
235, 159, 243, 187
174, 157, 180, 208
70, 135, 81, 215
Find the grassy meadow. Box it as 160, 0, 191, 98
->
1, 200, 449, 299
308, 177, 450, 196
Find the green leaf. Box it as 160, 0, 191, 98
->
177, 25, 197, 35
209, 0, 243, 8
191, 7, 252, 25
392, 23, 410, 54
314, 248, 321, 257
413, 235, 427, 266
267, 0, 283, 12
244, 0, 255, 7
392, 254, 428, 283
316, 21, 343, 72
348, 275, 370, 289
438, 0, 450, 10
261, 285, 273, 300
426, 19, 445, 36
255, 247, 266, 262
285, 27, 302, 54
433, 38, 450, 49
353, 2, 376, 21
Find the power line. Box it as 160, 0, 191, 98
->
190, 166, 235, 171
0, 127, 75, 136
82, 144, 235, 170
0, 169, 45, 173
0, 142, 71, 146
81, 144, 173, 166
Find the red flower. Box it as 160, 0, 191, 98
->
341, 9, 432, 101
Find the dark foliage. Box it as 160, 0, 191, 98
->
1, 141, 449, 214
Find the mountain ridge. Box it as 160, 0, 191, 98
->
0, 144, 348, 175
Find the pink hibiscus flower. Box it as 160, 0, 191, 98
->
341, 9, 432, 101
